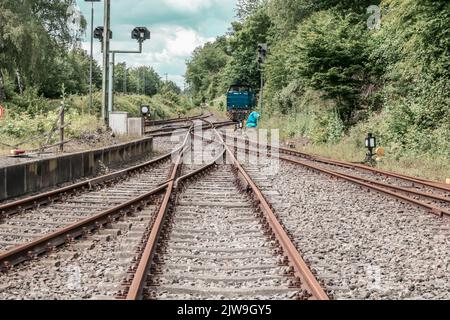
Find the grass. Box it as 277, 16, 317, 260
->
0, 92, 196, 156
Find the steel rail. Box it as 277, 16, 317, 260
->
207, 122, 329, 300
145, 112, 211, 127
146, 120, 236, 136
125, 128, 193, 300
125, 121, 329, 300
222, 133, 450, 192
281, 157, 450, 218
231, 142, 450, 205
0, 184, 168, 271
0, 153, 172, 218
0, 129, 195, 271
229, 142, 450, 218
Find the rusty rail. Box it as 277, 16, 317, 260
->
0, 153, 172, 218
0, 130, 194, 271
146, 120, 236, 137
145, 112, 211, 127
227, 141, 450, 218
281, 157, 450, 218
222, 133, 450, 192
125, 129, 193, 300
211, 126, 329, 300
124, 121, 329, 300
0, 184, 167, 271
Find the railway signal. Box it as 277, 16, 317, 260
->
132, 27, 151, 42
257, 44, 268, 114
94, 0, 150, 128
257, 43, 268, 65
141, 105, 150, 117
365, 133, 377, 163
94, 26, 112, 41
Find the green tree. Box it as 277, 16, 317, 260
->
0, 0, 86, 99
185, 37, 230, 103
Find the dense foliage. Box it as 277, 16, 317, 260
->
185, 0, 449, 159
0, 0, 181, 115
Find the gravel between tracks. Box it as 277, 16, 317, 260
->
244, 159, 450, 300
0, 206, 158, 300
282, 154, 450, 209
145, 166, 299, 300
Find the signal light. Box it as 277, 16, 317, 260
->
94, 26, 112, 41
132, 27, 151, 42
257, 43, 268, 64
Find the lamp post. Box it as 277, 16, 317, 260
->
101, 0, 111, 127
85, 0, 101, 114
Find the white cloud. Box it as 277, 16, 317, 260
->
82, 26, 214, 88
76, 0, 234, 89
165, 27, 214, 57
164, 0, 214, 12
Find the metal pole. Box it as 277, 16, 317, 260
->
59, 104, 65, 153
260, 72, 264, 114
124, 67, 127, 93
89, 2, 94, 114
143, 70, 146, 95
102, 0, 110, 127
108, 52, 115, 114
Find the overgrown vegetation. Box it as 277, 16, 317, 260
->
186, 0, 450, 180
0, 0, 191, 153
0, 89, 192, 153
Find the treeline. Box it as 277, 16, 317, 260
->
185, 0, 449, 157
0, 0, 95, 100
0, 0, 180, 113
113, 63, 181, 97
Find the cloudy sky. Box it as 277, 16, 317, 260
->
75, 0, 237, 88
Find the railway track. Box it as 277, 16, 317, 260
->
221, 133, 450, 218
0, 132, 191, 271
238, 158, 450, 300
0, 123, 328, 300
145, 113, 210, 127
147, 119, 236, 137
120, 124, 329, 300
1, 118, 445, 300
0, 120, 236, 273
140, 165, 304, 300
0, 160, 171, 253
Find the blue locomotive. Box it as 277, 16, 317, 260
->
226, 84, 256, 122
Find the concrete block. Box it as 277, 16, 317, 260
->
40, 159, 58, 189
57, 156, 72, 184
128, 118, 144, 137
0, 137, 154, 201
26, 162, 41, 193
110, 112, 128, 136
71, 153, 83, 180
83, 153, 94, 177
103, 149, 111, 166
6, 165, 26, 198
0, 168, 6, 200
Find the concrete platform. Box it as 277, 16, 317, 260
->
0, 137, 153, 201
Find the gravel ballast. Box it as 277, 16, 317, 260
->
243, 159, 449, 300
